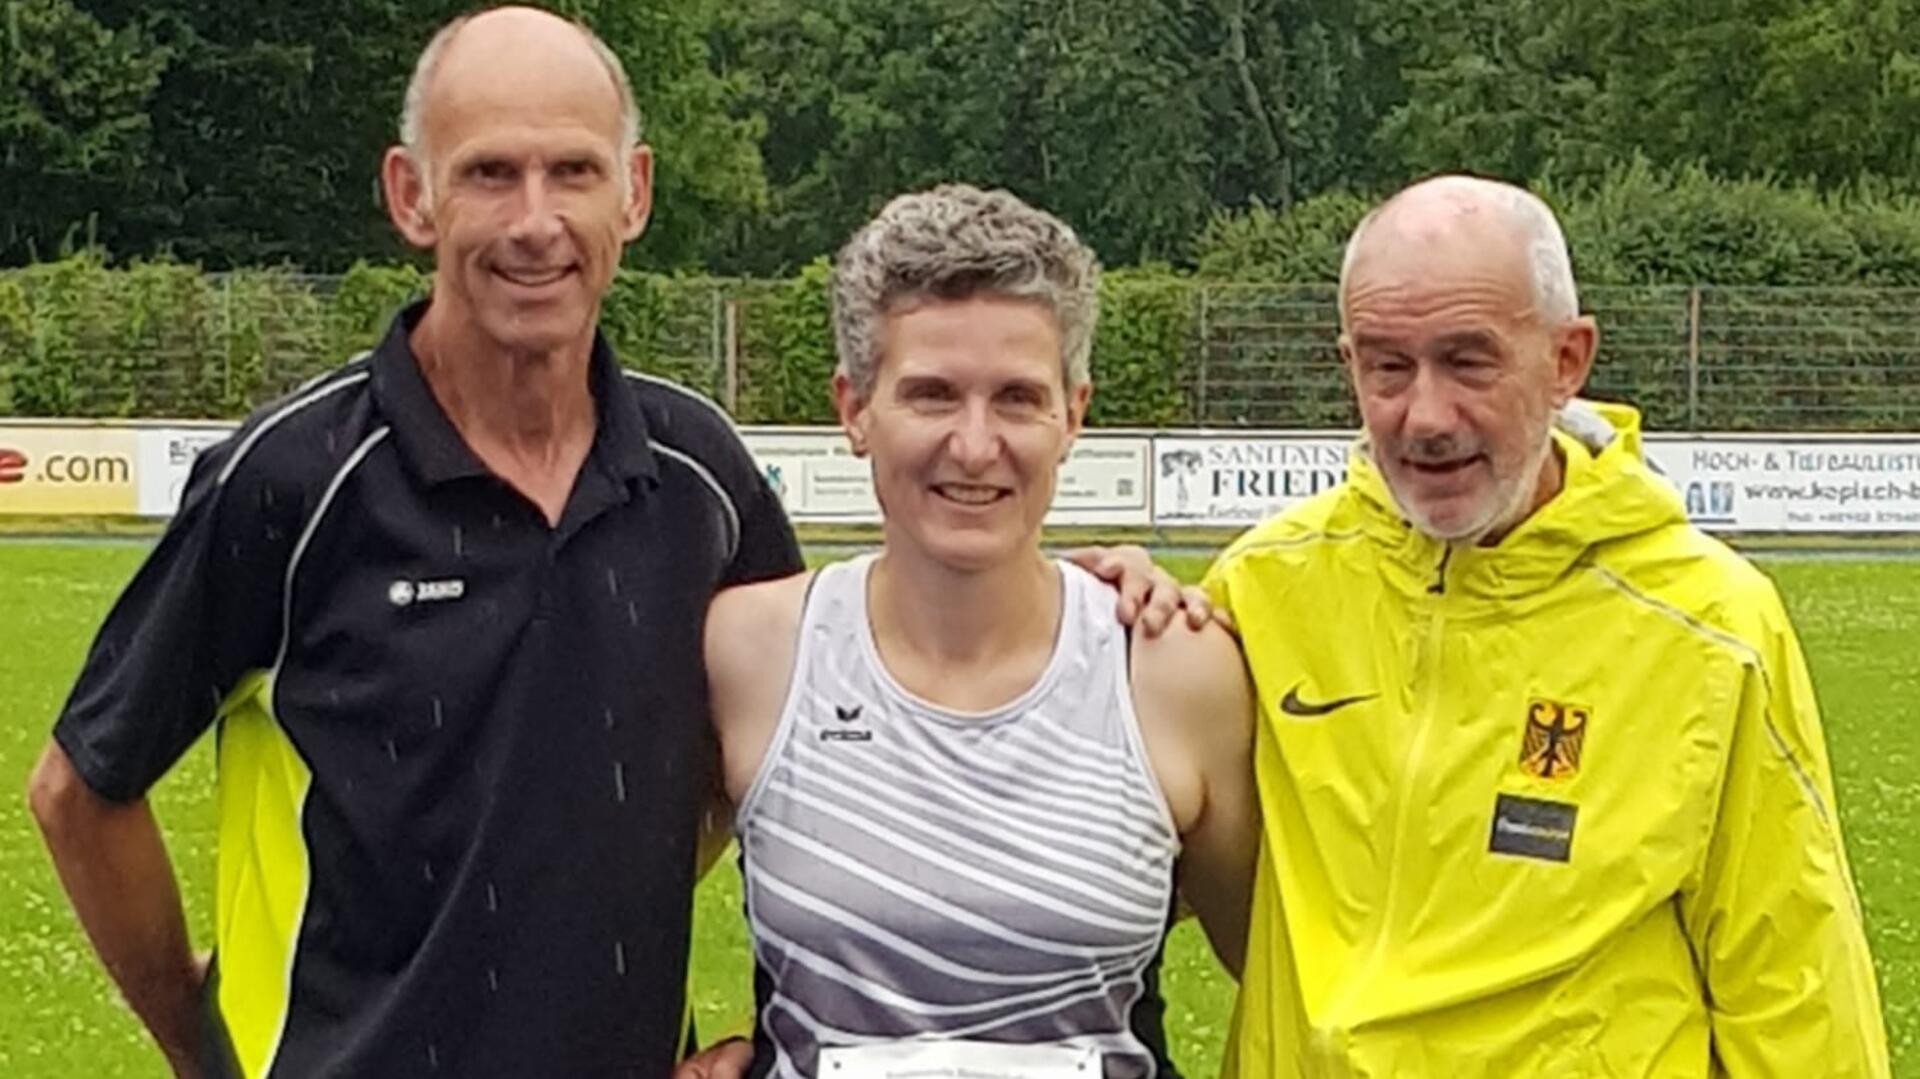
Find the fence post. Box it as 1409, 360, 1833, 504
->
222, 275, 234, 410
1195, 284, 1211, 423
709, 284, 723, 401
723, 297, 741, 415
1685, 286, 1702, 431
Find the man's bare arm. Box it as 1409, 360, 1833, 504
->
27, 741, 206, 1078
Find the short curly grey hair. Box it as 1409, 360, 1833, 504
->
832, 184, 1099, 398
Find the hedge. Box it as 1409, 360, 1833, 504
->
7, 161, 1920, 431
0, 257, 1212, 426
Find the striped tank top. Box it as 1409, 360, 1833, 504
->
735, 554, 1182, 1079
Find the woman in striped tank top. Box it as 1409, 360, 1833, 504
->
688, 185, 1258, 1079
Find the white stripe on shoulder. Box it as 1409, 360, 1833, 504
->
219, 367, 371, 486
650, 439, 741, 562
622, 369, 740, 430
270, 425, 391, 682
290, 351, 371, 396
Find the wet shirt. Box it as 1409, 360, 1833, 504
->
52, 303, 802, 1078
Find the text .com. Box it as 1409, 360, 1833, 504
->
0, 449, 133, 486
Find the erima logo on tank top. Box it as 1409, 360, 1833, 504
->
821, 703, 872, 742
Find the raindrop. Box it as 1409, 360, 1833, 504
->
606, 567, 619, 596
426, 1042, 440, 1069
452, 526, 465, 558
486, 883, 499, 912
432, 697, 444, 730
613, 762, 628, 803
614, 941, 627, 976
385, 738, 398, 763
487, 967, 499, 992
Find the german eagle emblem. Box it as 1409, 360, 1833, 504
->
1519, 699, 1589, 780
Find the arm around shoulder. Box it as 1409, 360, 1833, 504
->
1130, 621, 1259, 978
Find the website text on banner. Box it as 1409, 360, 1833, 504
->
6, 420, 1919, 534
0, 424, 139, 515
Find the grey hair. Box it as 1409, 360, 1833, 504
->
1339, 177, 1579, 323
397, 9, 643, 204
832, 184, 1100, 398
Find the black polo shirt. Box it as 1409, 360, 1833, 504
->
54, 302, 801, 1077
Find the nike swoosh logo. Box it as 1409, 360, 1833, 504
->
1279, 684, 1378, 717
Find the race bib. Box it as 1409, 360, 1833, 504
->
817, 1039, 1099, 1078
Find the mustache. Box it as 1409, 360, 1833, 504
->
1398, 434, 1481, 463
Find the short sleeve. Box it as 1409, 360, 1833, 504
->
52, 439, 298, 802
721, 444, 802, 587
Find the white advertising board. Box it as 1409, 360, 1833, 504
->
741, 428, 1152, 525
1644, 438, 1920, 533
9, 417, 1920, 534
135, 424, 237, 516
1151, 434, 1351, 525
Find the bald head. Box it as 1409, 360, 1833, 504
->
399, 6, 640, 198
1339, 176, 1577, 326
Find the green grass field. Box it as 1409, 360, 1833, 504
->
0, 542, 1914, 1076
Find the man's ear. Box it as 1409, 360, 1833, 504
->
623, 144, 654, 242
382, 147, 437, 249
832, 371, 870, 457
1551, 316, 1599, 407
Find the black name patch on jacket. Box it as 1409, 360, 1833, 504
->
1489, 794, 1578, 862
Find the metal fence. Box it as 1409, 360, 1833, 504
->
1192, 284, 1920, 431
621, 281, 1920, 431
3, 272, 1917, 430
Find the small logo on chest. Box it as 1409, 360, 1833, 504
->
1518, 698, 1590, 780
821, 703, 872, 742
388, 578, 466, 607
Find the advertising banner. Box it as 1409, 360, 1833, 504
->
741, 428, 1152, 525
136, 425, 239, 516
1644, 438, 1920, 533
0, 423, 141, 515
7, 417, 1920, 534
1151, 434, 1351, 525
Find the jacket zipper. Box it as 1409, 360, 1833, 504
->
1328, 550, 1450, 1042
1428, 543, 1453, 595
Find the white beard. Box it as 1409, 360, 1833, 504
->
1400, 427, 1556, 545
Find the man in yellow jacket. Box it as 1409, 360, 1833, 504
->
1205, 175, 1890, 1077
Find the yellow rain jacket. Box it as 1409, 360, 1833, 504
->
1204, 403, 1888, 1077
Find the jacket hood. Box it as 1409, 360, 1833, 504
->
1343, 400, 1688, 599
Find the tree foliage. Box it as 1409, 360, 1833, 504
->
0, 0, 764, 271
0, 0, 167, 261
1, 0, 1916, 274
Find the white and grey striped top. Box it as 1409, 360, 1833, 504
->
736, 555, 1182, 1079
